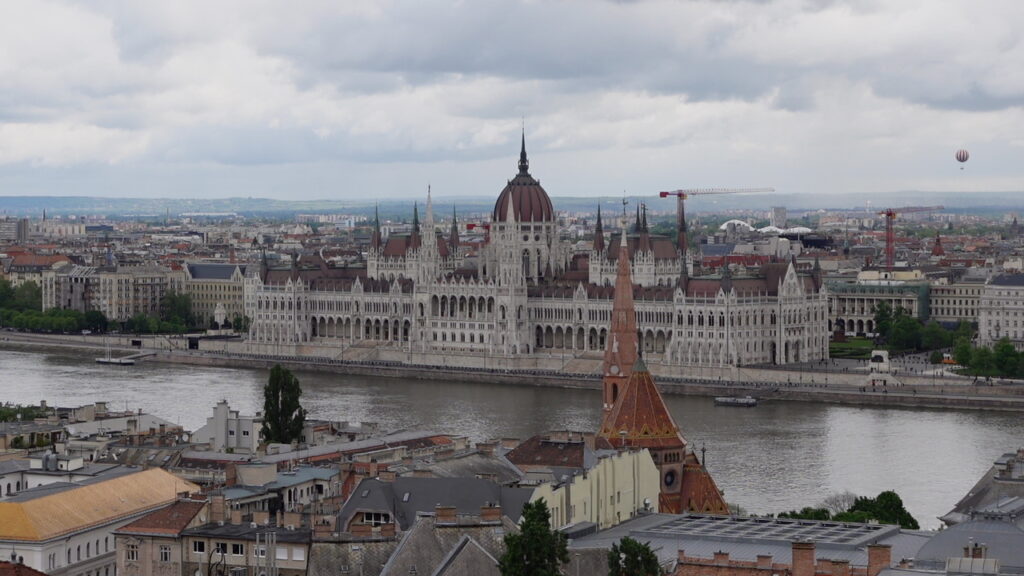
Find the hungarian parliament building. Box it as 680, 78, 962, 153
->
244, 139, 829, 371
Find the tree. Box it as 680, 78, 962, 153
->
971, 346, 994, 375
84, 310, 108, 333
921, 321, 950, 351
12, 281, 42, 312
820, 491, 858, 516
929, 350, 944, 364
838, 491, 919, 529
993, 337, 1018, 376
499, 499, 568, 576
778, 507, 832, 521
159, 291, 194, 327
888, 315, 922, 351
873, 302, 894, 340
953, 338, 972, 367
261, 365, 306, 444
608, 537, 660, 576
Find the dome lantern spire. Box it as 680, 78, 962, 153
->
518, 125, 529, 175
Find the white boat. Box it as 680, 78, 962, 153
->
714, 396, 757, 407
96, 344, 136, 365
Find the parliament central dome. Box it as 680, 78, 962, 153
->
492, 134, 555, 223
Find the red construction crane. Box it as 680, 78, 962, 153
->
658, 188, 774, 256
877, 206, 944, 269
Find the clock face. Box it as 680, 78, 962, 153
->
610, 365, 620, 375
664, 469, 676, 487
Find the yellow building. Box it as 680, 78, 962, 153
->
529, 448, 660, 531
0, 468, 200, 576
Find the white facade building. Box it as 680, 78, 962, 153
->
979, 273, 1024, 350
244, 141, 829, 368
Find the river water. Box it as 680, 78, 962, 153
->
2, 347, 1021, 528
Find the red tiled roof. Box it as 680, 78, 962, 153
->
115, 500, 206, 536
0, 562, 49, 576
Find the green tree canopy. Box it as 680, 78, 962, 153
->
159, 290, 194, 327
261, 364, 306, 444
499, 499, 568, 576
953, 338, 972, 366
873, 302, 894, 340
608, 537, 661, 576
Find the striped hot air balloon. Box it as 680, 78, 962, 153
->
955, 149, 969, 169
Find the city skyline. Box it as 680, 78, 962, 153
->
2, 1, 1023, 200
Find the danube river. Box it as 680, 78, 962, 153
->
3, 347, 1022, 528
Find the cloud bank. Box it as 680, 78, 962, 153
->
1, 0, 1022, 200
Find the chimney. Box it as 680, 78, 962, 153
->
792, 541, 816, 576
378, 470, 396, 482
867, 544, 892, 576
480, 504, 502, 524
817, 559, 833, 575
435, 505, 457, 525
678, 549, 686, 564
211, 494, 226, 524
757, 555, 774, 569
230, 509, 243, 525
713, 551, 730, 564
964, 542, 987, 559
476, 442, 497, 456
832, 559, 850, 576
159, 424, 166, 435
127, 419, 138, 435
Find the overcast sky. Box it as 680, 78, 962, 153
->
1, 0, 1022, 201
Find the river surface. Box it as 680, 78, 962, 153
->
2, 347, 1022, 528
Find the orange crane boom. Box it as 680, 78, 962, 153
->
877, 205, 944, 270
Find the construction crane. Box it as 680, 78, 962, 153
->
877, 206, 944, 270
658, 188, 774, 256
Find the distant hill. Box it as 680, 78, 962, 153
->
0, 191, 1020, 218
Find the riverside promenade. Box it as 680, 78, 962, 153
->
4, 331, 1024, 412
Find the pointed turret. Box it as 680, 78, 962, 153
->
596, 245, 729, 515
518, 128, 529, 175
371, 204, 382, 250
600, 236, 639, 410
634, 205, 641, 233
931, 231, 945, 257
593, 205, 605, 253
410, 202, 421, 250
641, 203, 648, 232
449, 205, 460, 252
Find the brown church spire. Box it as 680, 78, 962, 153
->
601, 235, 638, 411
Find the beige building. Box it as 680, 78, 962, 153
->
828, 269, 930, 335
43, 265, 182, 322
529, 448, 660, 531
979, 274, 1024, 349
930, 277, 986, 325
181, 263, 247, 328
0, 468, 199, 576
181, 524, 311, 576
115, 499, 209, 576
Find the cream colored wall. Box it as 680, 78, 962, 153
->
531, 448, 660, 531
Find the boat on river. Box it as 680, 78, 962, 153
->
714, 395, 757, 407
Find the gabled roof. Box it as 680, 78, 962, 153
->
598, 359, 685, 450
115, 500, 207, 536
338, 477, 532, 531
379, 515, 516, 576
186, 263, 246, 280
0, 468, 200, 542
0, 562, 49, 576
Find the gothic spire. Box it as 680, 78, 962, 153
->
518, 126, 529, 175
371, 204, 382, 249
634, 205, 641, 232
594, 205, 605, 253
601, 235, 639, 410
449, 205, 460, 251
641, 203, 648, 232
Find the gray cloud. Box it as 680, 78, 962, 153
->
0, 0, 1021, 198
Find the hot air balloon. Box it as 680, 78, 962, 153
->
955, 149, 969, 169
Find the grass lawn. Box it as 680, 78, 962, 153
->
829, 337, 876, 359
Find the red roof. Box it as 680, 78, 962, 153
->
0, 562, 48, 576
114, 500, 206, 536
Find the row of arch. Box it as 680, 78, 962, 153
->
832, 318, 876, 334
309, 316, 412, 342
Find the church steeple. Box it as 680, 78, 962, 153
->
600, 236, 639, 410
449, 205, 460, 252
518, 127, 529, 175
593, 205, 605, 253
371, 204, 382, 250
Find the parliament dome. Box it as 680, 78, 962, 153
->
492, 134, 555, 223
